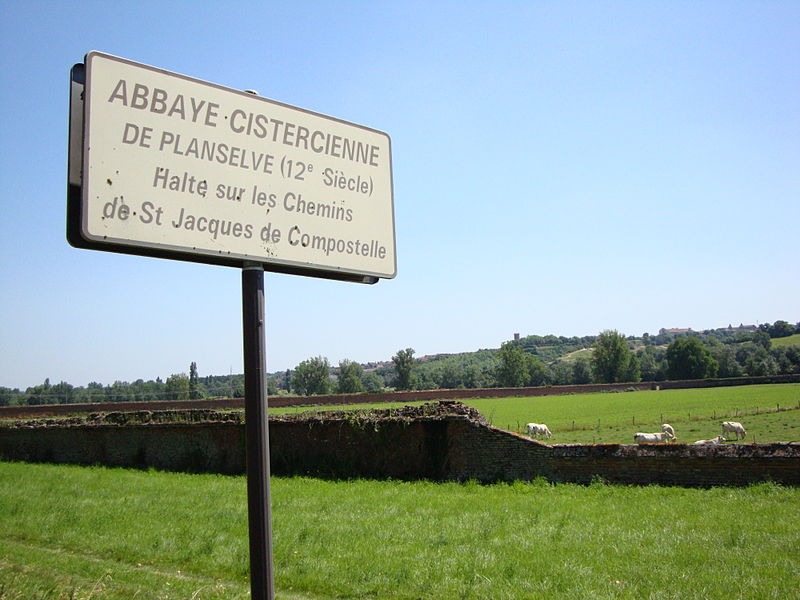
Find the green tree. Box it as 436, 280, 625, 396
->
624, 353, 642, 383
637, 346, 662, 381
437, 362, 461, 389
415, 369, 437, 391
526, 355, 551, 386
165, 373, 190, 400
361, 371, 384, 393
26, 378, 52, 405
773, 346, 800, 374
665, 337, 719, 380
0, 387, 20, 406
496, 341, 529, 387
392, 348, 417, 391
743, 346, 779, 376
549, 361, 574, 385
713, 346, 744, 378
572, 357, 593, 384
752, 330, 772, 350
292, 356, 332, 396
768, 320, 795, 338
461, 363, 485, 389
50, 381, 75, 404
188, 362, 202, 400
337, 359, 364, 394
591, 330, 635, 383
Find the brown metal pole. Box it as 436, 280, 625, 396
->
242, 263, 275, 600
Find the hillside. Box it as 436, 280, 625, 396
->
772, 333, 800, 348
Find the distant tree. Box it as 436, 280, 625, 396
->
415, 369, 437, 391
26, 378, 52, 405
84, 381, 105, 402
624, 353, 642, 383
165, 373, 190, 400
361, 371, 385, 393
392, 348, 417, 391
549, 361, 573, 386
437, 362, 462, 389
496, 341, 529, 387
665, 337, 718, 380
770, 347, 797, 375
461, 363, 484, 389
292, 356, 332, 396
592, 330, 635, 383
572, 357, 593, 384
188, 362, 202, 399
337, 359, 364, 394
712, 346, 744, 378
50, 381, 75, 404
637, 346, 664, 381
773, 346, 800, 374
0, 386, 22, 407
743, 346, 779, 377
768, 320, 795, 338
526, 355, 551, 386
752, 330, 772, 350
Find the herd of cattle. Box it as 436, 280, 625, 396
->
525, 420, 748, 444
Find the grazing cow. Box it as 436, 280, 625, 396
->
692, 435, 726, 445
634, 431, 672, 444
526, 423, 552, 439
722, 421, 746, 441
661, 423, 676, 441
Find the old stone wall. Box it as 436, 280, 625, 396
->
1, 404, 798, 486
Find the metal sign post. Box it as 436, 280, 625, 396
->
242, 263, 274, 600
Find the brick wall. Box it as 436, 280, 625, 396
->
3, 374, 798, 420
1, 404, 798, 487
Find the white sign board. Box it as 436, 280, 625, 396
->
70, 52, 395, 281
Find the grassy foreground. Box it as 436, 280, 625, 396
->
1, 462, 798, 600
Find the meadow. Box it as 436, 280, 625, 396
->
275, 384, 800, 444
1, 462, 798, 600
771, 333, 800, 348
1, 383, 799, 599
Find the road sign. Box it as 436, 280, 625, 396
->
68, 52, 395, 283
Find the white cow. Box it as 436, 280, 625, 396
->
722, 421, 746, 441
661, 423, 676, 441
634, 431, 673, 444
526, 423, 552, 439
692, 435, 726, 445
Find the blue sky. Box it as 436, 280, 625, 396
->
1, 1, 798, 390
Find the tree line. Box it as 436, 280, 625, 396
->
2, 320, 798, 406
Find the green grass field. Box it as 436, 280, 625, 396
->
2, 383, 799, 599
469, 383, 800, 443
772, 333, 800, 348
1, 462, 798, 600
275, 384, 800, 444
